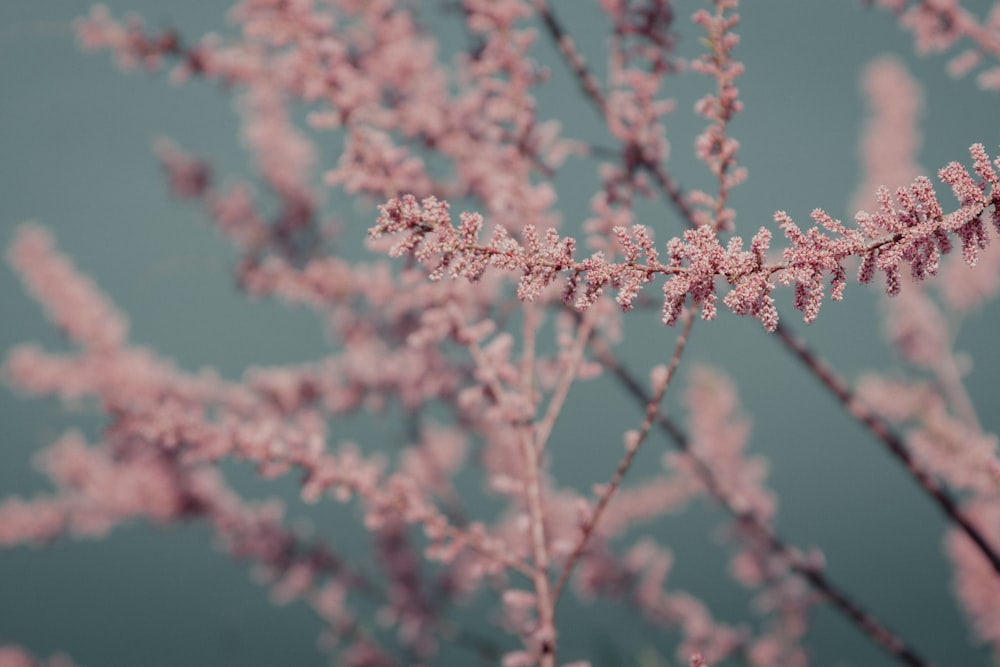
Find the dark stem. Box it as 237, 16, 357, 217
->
773, 321, 1000, 575
588, 334, 934, 667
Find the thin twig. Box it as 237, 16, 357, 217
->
533, 307, 598, 457
774, 320, 1000, 576
588, 332, 934, 667
551, 307, 695, 604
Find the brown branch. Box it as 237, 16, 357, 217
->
773, 320, 1000, 575
588, 333, 934, 667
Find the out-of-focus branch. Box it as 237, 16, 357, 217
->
587, 331, 934, 667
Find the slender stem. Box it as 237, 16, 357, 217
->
532, 0, 699, 229
520, 424, 557, 667
520, 304, 557, 665
466, 336, 556, 665
587, 332, 934, 667
774, 320, 1000, 576
533, 307, 597, 457
639, 156, 701, 229
551, 307, 695, 604
531, 0, 608, 115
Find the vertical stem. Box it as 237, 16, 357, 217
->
519, 303, 557, 665
467, 324, 556, 665
520, 425, 556, 667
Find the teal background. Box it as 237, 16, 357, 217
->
2, 1, 1000, 665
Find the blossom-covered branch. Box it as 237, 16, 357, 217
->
371, 143, 1000, 332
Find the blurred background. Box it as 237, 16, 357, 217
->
2, 1, 1000, 665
